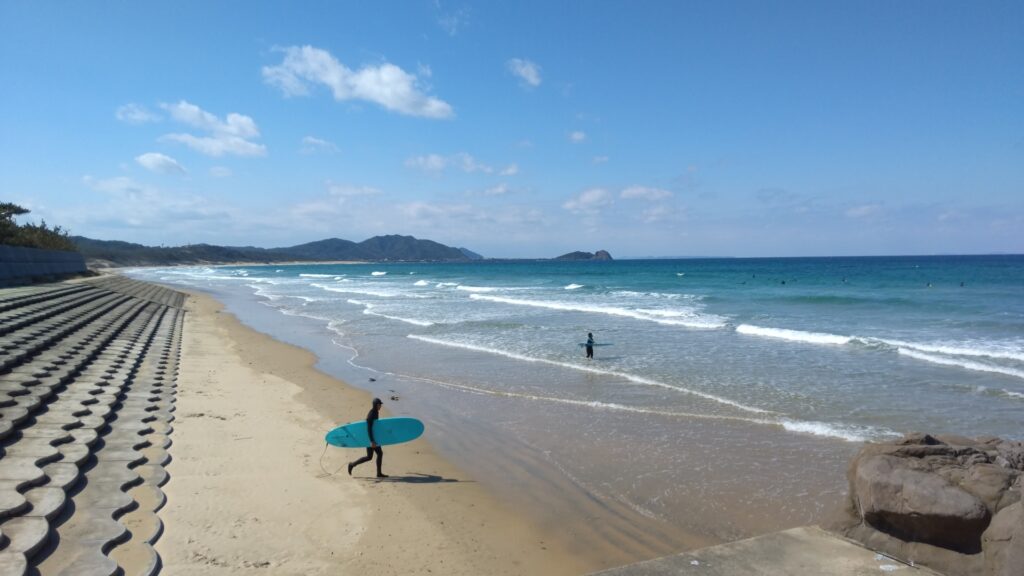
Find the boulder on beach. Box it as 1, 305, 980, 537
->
833, 433, 1023, 576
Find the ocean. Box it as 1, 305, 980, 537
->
127, 255, 1024, 555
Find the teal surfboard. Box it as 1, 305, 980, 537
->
325, 417, 425, 448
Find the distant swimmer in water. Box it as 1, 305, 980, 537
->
585, 332, 595, 359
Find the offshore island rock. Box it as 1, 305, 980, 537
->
833, 433, 1023, 576
554, 250, 613, 261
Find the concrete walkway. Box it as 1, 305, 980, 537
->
592, 527, 944, 576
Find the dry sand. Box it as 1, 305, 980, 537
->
156, 290, 598, 575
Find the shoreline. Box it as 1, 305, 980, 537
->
157, 289, 598, 574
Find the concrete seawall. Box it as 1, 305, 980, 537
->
0, 245, 87, 286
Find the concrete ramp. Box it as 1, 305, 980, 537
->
592, 526, 943, 576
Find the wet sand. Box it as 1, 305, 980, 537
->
156, 290, 598, 575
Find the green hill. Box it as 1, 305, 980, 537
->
73, 235, 476, 267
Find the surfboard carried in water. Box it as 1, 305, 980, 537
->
578, 342, 613, 347
325, 417, 425, 448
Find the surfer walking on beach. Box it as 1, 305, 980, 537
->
348, 397, 388, 478
585, 332, 595, 360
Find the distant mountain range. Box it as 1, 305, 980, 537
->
72, 235, 478, 267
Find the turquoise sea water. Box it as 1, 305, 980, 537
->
128, 255, 1024, 544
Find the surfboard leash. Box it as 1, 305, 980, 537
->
318, 442, 347, 477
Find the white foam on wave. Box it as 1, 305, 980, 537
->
404, 336, 890, 442
345, 298, 433, 326
736, 324, 852, 346
311, 282, 404, 299
880, 339, 1024, 363
897, 349, 1024, 380
1003, 390, 1024, 400
371, 271, 387, 276
299, 273, 336, 278
778, 419, 896, 443
469, 294, 727, 329
456, 285, 499, 293
436, 282, 459, 288
611, 290, 692, 300
564, 284, 584, 290
414, 280, 430, 286
366, 310, 433, 326
407, 335, 767, 413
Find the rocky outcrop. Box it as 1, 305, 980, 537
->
554, 250, 613, 261
833, 433, 1023, 576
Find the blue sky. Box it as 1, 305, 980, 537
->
2, 1, 1021, 258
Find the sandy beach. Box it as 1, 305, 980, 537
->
156, 289, 598, 575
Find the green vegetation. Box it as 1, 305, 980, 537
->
0, 202, 77, 251
72, 234, 473, 267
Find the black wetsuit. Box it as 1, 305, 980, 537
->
585, 336, 594, 359
349, 407, 384, 475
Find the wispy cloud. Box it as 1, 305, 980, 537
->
620, 186, 672, 201
569, 131, 586, 143
405, 152, 494, 174
499, 163, 519, 176
135, 152, 186, 174
209, 166, 233, 178
116, 103, 160, 124
263, 45, 453, 119
436, 4, 470, 36
327, 182, 380, 197
159, 101, 266, 157
483, 183, 510, 196
846, 203, 883, 218
592, 155, 609, 164
507, 58, 541, 87
563, 188, 611, 215
78, 175, 230, 231
640, 204, 681, 223
300, 136, 339, 154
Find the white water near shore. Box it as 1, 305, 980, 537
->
128, 257, 1024, 551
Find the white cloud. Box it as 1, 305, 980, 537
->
116, 103, 160, 124
405, 152, 493, 174
454, 153, 492, 173
437, 6, 469, 36
592, 155, 609, 164
405, 153, 449, 173
846, 203, 882, 218
327, 183, 380, 197
398, 201, 476, 221
79, 175, 230, 231
301, 136, 339, 154
263, 45, 453, 119
483, 184, 510, 196
161, 133, 266, 157
162, 101, 259, 138
82, 175, 150, 199
621, 186, 672, 201
569, 131, 586, 143
563, 188, 612, 215
500, 164, 519, 176
135, 152, 186, 174
159, 101, 266, 157
209, 166, 233, 178
640, 205, 679, 223
507, 58, 541, 87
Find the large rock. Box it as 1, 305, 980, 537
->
854, 454, 989, 552
834, 433, 1023, 576
982, 500, 1023, 576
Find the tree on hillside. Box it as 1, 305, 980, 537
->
0, 202, 77, 251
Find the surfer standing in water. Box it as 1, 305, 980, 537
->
585, 332, 595, 359
348, 397, 388, 478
